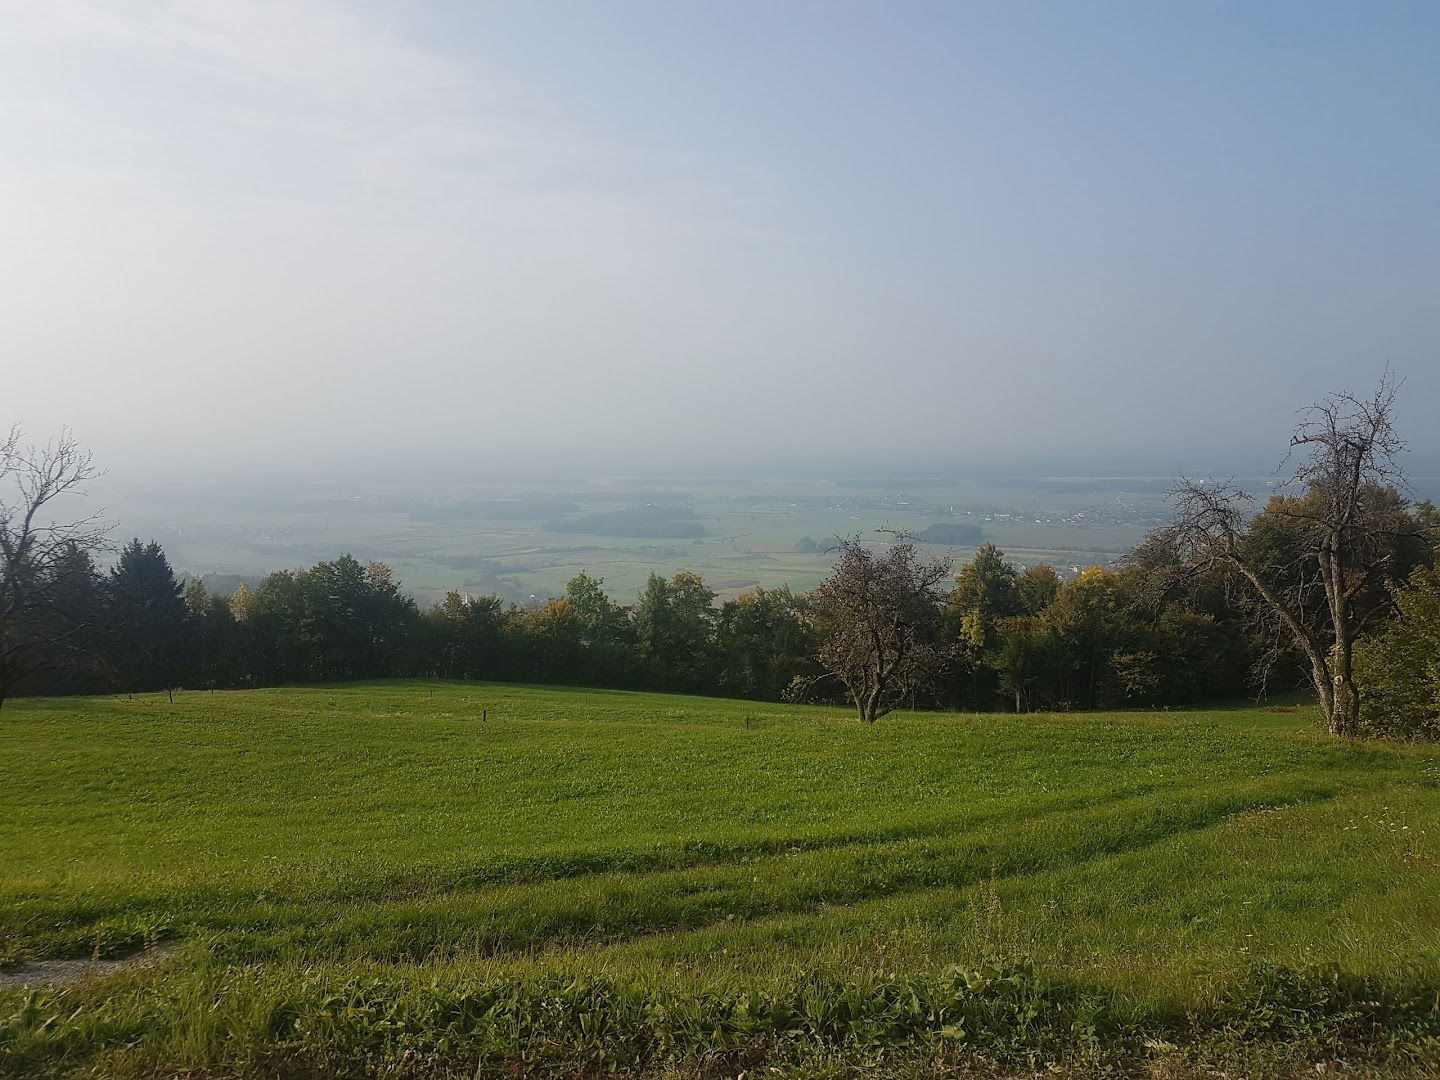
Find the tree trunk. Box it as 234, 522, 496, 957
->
1330, 629, 1360, 738
1331, 674, 1359, 737
1236, 559, 1343, 733
1309, 655, 1335, 731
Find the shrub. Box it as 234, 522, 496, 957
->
1355, 562, 1440, 740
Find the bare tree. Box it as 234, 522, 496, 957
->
1163, 376, 1424, 737
788, 535, 951, 722
0, 427, 107, 709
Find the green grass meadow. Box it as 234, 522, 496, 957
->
3, 682, 1440, 1076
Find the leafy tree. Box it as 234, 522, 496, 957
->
945, 544, 1023, 709
1043, 567, 1125, 709
796, 536, 951, 722
1017, 564, 1061, 615
950, 543, 1021, 619
1354, 559, 1440, 740
184, 579, 241, 689
292, 556, 417, 681
560, 572, 642, 686
1111, 649, 1163, 704
635, 571, 717, 689
107, 539, 191, 697
424, 591, 510, 680
948, 551, 1069, 710
243, 570, 309, 683
1146, 606, 1244, 703
11, 542, 109, 696
988, 615, 1058, 713
563, 572, 630, 647
717, 586, 816, 699
513, 599, 585, 682
302, 555, 374, 679
229, 582, 257, 622
1117, 532, 1255, 703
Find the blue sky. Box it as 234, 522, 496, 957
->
2, 1, 1436, 475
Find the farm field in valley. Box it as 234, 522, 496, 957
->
3, 683, 1439, 1076
98, 473, 1187, 605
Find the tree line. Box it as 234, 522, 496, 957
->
3, 378, 1438, 739
10, 523, 1436, 737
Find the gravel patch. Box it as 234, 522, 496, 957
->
0, 943, 176, 989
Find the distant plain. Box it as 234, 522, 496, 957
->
102, 473, 1197, 603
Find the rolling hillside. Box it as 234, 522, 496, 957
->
3, 683, 1439, 1076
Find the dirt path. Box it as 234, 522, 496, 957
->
0, 943, 176, 989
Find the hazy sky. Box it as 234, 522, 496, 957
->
3, 1, 1437, 477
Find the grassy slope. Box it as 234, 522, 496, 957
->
2, 682, 1439, 1076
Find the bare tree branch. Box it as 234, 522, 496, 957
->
0, 427, 110, 708
1161, 375, 1421, 736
